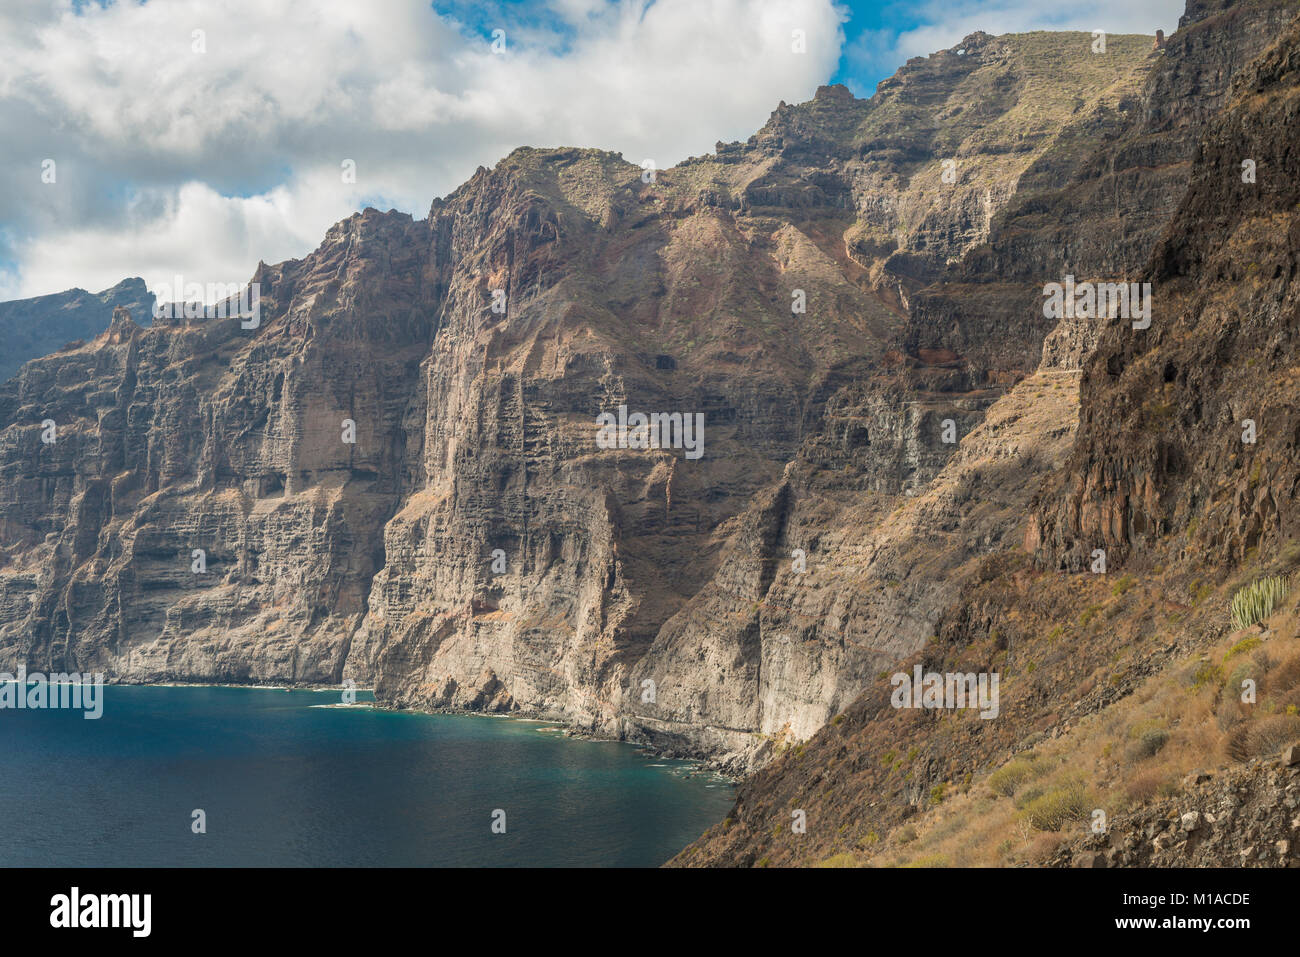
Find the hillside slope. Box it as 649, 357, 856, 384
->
677, 0, 1300, 866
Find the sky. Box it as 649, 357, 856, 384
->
0, 0, 1185, 301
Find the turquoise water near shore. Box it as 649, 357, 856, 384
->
0, 685, 732, 867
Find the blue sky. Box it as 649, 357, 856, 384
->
431, 0, 923, 87
430, 0, 931, 95
0, 0, 1184, 300
426, 0, 1185, 96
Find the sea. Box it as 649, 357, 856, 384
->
0, 684, 733, 867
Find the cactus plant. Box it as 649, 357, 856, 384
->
1228, 575, 1289, 631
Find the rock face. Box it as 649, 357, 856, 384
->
0, 6, 1290, 783
0, 218, 430, 682
355, 32, 1173, 772
1031, 0, 1300, 572
1050, 759, 1300, 867
908, 0, 1298, 387
676, 0, 1300, 866
628, 362, 1081, 766
0, 278, 155, 382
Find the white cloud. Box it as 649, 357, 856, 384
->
0, 0, 843, 299
12, 176, 349, 299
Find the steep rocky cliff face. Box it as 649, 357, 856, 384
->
0, 278, 155, 381
678, 0, 1300, 865
907, 0, 1298, 385
0, 29, 1161, 773
1031, 1, 1300, 573
642, 0, 1298, 769
1, 3, 1291, 792
0, 213, 431, 682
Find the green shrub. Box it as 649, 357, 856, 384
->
1126, 728, 1169, 761
1022, 780, 1089, 831
1229, 575, 1289, 631
988, 760, 1034, 797
816, 852, 859, 868
1190, 662, 1224, 690
1014, 784, 1046, 810
1225, 636, 1263, 661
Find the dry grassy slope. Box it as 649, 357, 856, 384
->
672, 526, 1300, 867
676, 2, 1300, 867
816, 582, 1300, 869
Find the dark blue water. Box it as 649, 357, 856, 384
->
0, 685, 732, 867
